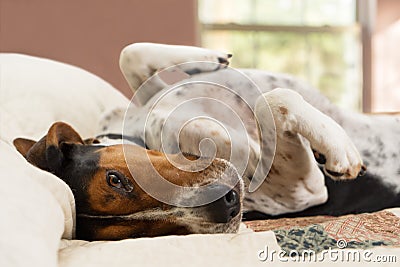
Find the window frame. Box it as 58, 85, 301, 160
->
196, 0, 376, 112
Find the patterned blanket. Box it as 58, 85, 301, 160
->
245, 211, 400, 253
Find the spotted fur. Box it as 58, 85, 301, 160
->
100, 43, 399, 218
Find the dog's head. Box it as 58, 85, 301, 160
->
14, 122, 243, 240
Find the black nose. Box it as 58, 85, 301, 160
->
207, 188, 241, 223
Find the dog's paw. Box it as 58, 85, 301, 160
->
176, 47, 232, 74
187, 48, 231, 65
312, 138, 366, 180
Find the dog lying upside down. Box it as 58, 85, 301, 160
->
14, 43, 400, 240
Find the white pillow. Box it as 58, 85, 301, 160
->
0, 53, 129, 143
0, 141, 74, 267
0, 54, 128, 267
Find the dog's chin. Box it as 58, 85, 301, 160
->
179, 212, 243, 235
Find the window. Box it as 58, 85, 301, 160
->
198, 0, 364, 111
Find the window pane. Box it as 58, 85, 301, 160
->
202, 31, 256, 68
303, 0, 356, 26
202, 30, 362, 110
199, 0, 356, 26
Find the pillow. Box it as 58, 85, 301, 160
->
0, 140, 74, 267
0, 53, 129, 143
0, 54, 128, 267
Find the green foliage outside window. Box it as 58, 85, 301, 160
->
199, 0, 362, 110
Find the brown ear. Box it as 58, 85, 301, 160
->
45, 122, 84, 174
46, 122, 84, 147
13, 122, 85, 173
13, 138, 37, 157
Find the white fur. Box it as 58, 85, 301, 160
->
100, 43, 400, 215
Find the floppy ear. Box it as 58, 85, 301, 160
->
13, 138, 37, 157
45, 122, 84, 174
13, 122, 84, 173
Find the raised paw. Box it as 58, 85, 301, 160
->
180, 49, 232, 74
260, 88, 366, 181
217, 53, 232, 65
312, 148, 367, 180
119, 42, 233, 97
306, 118, 367, 180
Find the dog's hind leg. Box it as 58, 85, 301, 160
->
119, 43, 231, 104
244, 88, 365, 215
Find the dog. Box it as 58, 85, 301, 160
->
14, 122, 243, 240
100, 43, 399, 218
14, 43, 400, 240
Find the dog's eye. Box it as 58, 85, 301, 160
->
106, 171, 134, 192
106, 172, 122, 188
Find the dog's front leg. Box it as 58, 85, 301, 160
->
245, 88, 365, 215
261, 88, 365, 180
119, 43, 231, 104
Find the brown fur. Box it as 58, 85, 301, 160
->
14, 122, 243, 241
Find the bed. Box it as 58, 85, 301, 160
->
1, 53, 399, 267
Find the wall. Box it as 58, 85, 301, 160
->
0, 0, 198, 98
372, 0, 400, 112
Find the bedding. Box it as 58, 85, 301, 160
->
245, 209, 400, 252
1, 53, 398, 267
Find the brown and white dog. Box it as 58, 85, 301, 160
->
14, 122, 243, 240
14, 43, 400, 241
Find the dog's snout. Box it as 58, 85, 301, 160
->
207, 187, 241, 223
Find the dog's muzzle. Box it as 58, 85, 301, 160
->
203, 185, 241, 223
